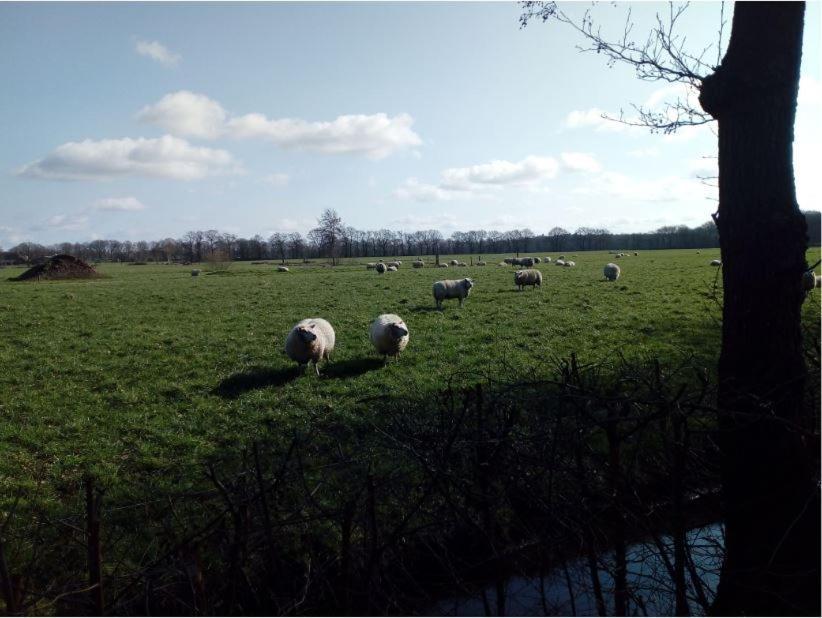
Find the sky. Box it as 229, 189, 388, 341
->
1, 1, 820, 247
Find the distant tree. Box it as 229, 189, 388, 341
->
310, 209, 344, 265
269, 233, 288, 264
287, 232, 305, 262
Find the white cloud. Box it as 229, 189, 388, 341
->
17, 135, 240, 181
574, 171, 713, 204
440, 156, 558, 190
560, 152, 602, 173
138, 91, 422, 159
688, 156, 718, 178
137, 91, 226, 139
564, 108, 626, 132
628, 147, 660, 158
135, 40, 180, 67
92, 196, 146, 211
263, 173, 290, 187
41, 214, 89, 231
799, 76, 822, 107
393, 178, 462, 202
390, 213, 460, 230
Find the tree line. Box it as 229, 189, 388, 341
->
2, 209, 819, 264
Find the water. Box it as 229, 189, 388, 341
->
433, 523, 724, 616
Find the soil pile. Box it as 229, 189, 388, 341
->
13, 254, 99, 281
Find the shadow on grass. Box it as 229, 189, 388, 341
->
214, 365, 302, 398
323, 357, 385, 379
409, 305, 442, 313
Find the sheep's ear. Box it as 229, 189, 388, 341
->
309, 323, 316, 328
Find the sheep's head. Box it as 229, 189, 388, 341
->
389, 322, 409, 339
463, 278, 474, 290
296, 323, 318, 343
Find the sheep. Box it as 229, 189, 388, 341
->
634, 252, 639, 256
544, 257, 552, 262
533, 257, 542, 264
413, 260, 425, 268
437, 263, 449, 268
514, 269, 542, 291
278, 266, 289, 272
191, 269, 201, 277
387, 265, 398, 272
284, 318, 336, 376
433, 278, 474, 309
375, 263, 387, 274
558, 255, 565, 260
555, 259, 566, 266
369, 314, 410, 360
498, 262, 508, 266
564, 261, 576, 267
476, 261, 487, 266
519, 257, 536, 268
803, 270, 816, 291
366, 263, 377, 270
458, 261, 468, 267
387, 261, 401, 268
504, 258, 515, 265
710, 259, 722, 266
449, 259, 459, 266
603, 263, 621, 281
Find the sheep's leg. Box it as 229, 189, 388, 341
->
314, 362, 321, 377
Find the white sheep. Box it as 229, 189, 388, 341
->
369, 314, 410, 359
555, 259, 566, 266
519, 257, 536, 268
438, 263, 449, 268
413, 260, 425, 268
603, 263, 621, 281
387, 265, 398, 272
458, 261, 468, 267
476, 261, 487, 266
284, 318, 336, 376
533, 257, 542, 264
544, 257, 552, 262
387, 261, 401, 268
558, 255, 566, 260
803, 270, 817, 291
278, 266, 289, 272
514, 269, 542, 291
191, 269, 201, 277
433, 278, 474, 309
375, 263, 387, 274
366, 263, 377, 270
449, 259, 459, 266
564, 261, 576, 267
710, 259, 722, 266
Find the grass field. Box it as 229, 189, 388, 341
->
1, 248, 820, 505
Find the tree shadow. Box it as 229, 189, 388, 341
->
214, 365, 302, 398
323, 357, 385, 379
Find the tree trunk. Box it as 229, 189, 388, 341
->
699, 3, 820, 615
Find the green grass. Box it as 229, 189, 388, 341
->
1, 248, 819, 505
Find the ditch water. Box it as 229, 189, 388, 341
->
432, 523, 723, 616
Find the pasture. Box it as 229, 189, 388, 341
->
0, 248, 819, 505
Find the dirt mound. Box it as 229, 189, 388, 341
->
13, 254, 99, 281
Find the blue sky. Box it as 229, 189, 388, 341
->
1, 1, 820, 247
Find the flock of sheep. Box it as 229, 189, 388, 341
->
279, 253, 819, 375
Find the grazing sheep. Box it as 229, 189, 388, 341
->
438, 263, 449, 268
387, 261, 401, 268
504, 258, 516, 265
544, 257, 552, 262
498, 262, 508, 266
604, 263, 621, 281
376, 263, 387, 274
634, 252, 638, 256
803, 271, 816, 291
191, 269, 201, 277
449, 259, 459, 266
387, 265, 398, 272
366, 263, 377, 270
285, 318, 336, 376
476, 261, 487, 266
514, 269, 543, 291
533, 257, 542, 264
458, 261, 468, 267
558, 255, 565, 260
369, 314, 410, 359
564, 261, 576, 267
433, 278, 474, 309
278, 266, 289, 272
519, 257, 536, 268
555, 259, 566, 266
710, 259, 722, 266
413, 260, 425, 268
